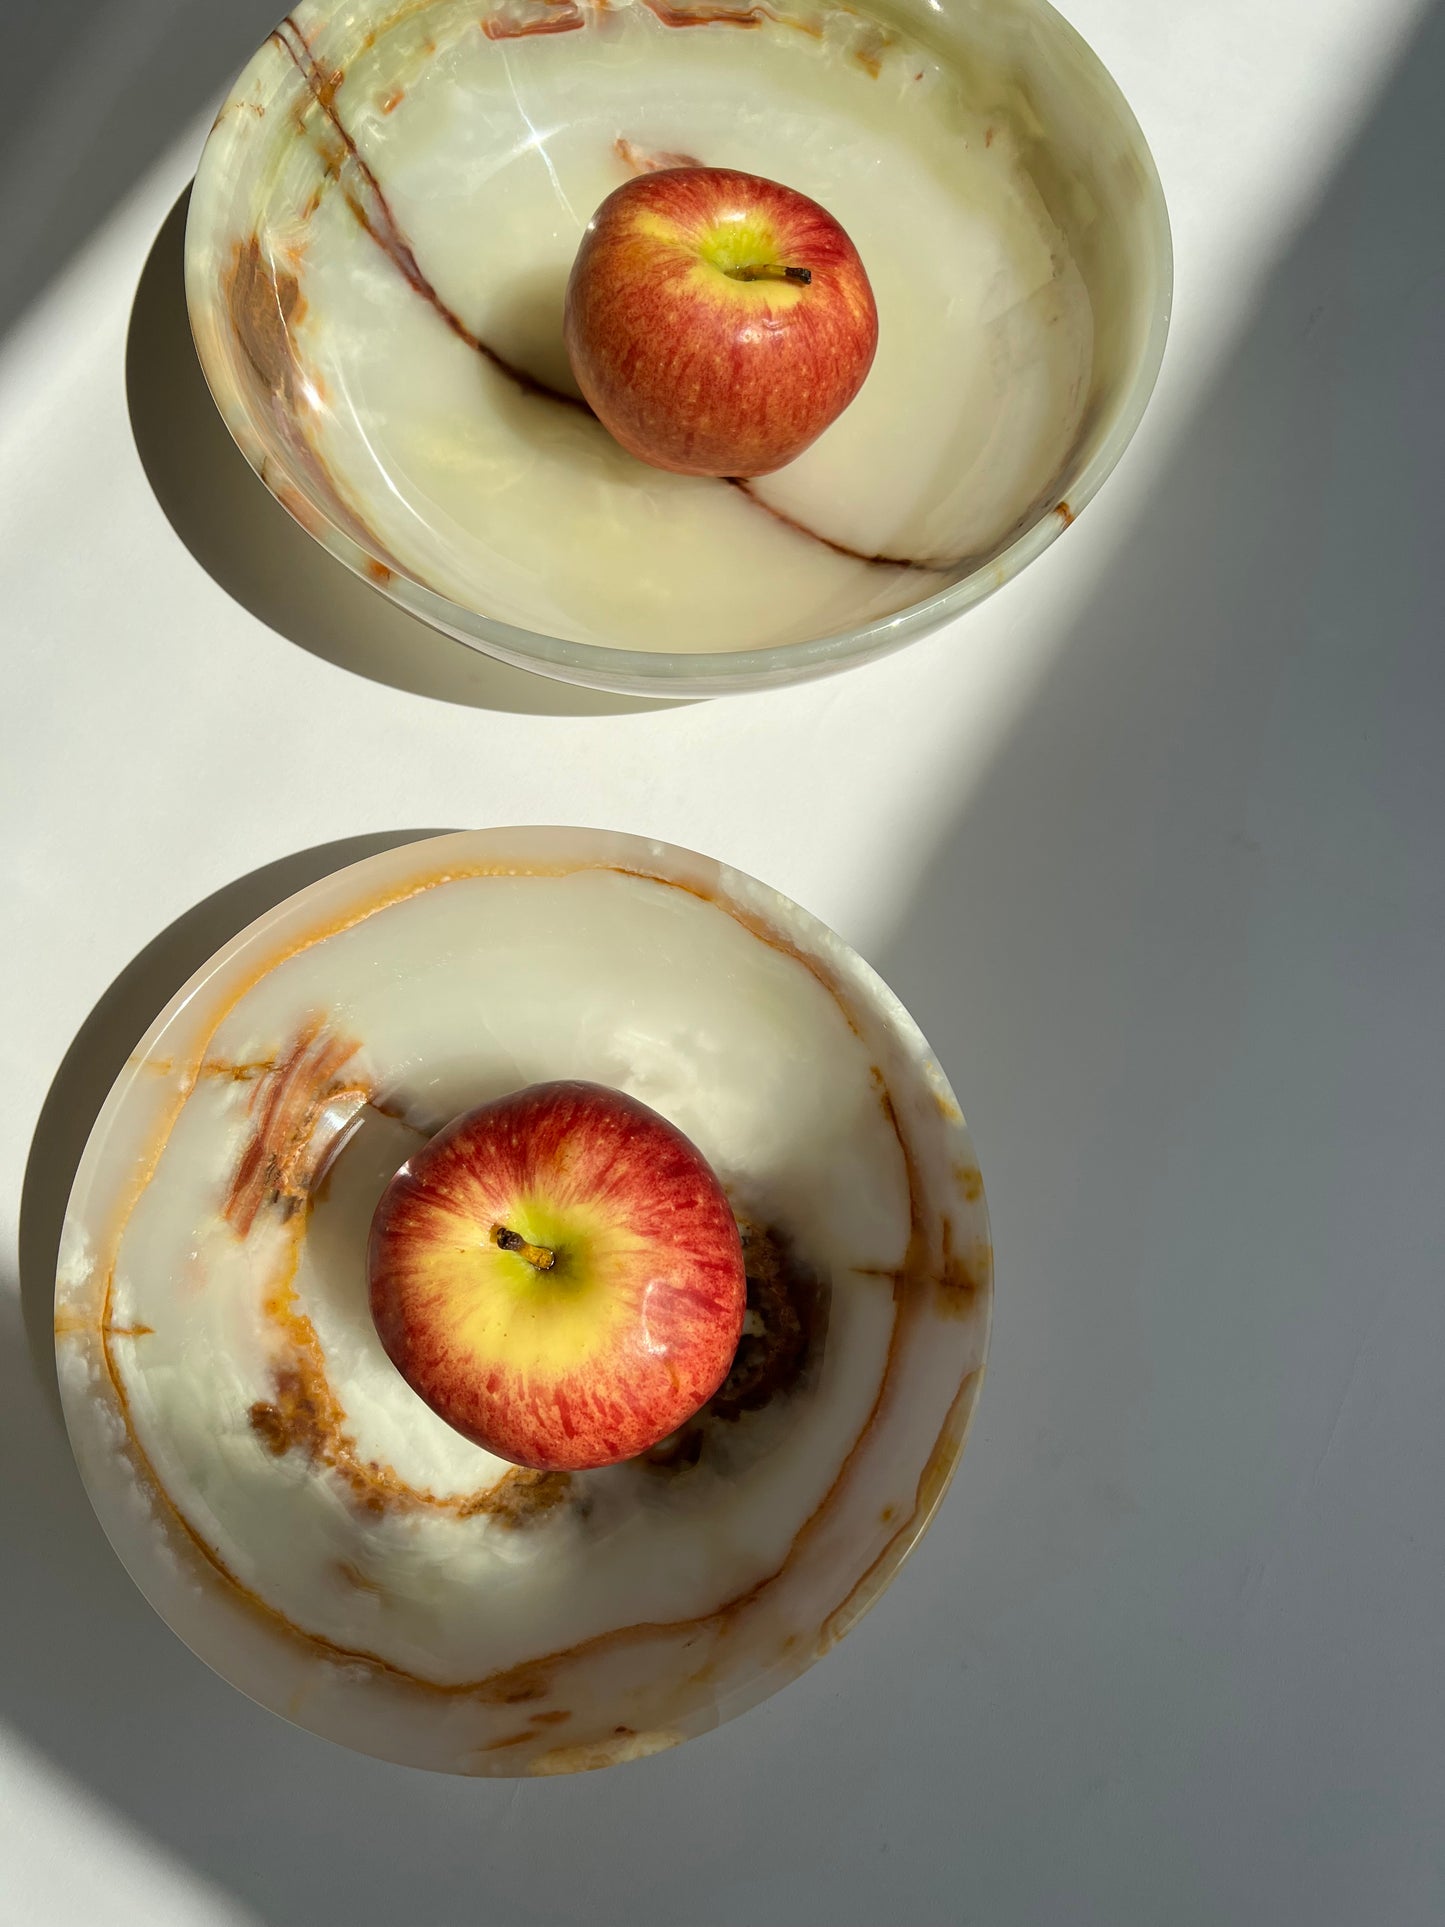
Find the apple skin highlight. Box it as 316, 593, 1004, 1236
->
368, 1081, 747, 1471
564, 166, 878, 478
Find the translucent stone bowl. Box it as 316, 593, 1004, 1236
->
186, 0, 1171, 696
55, 830, 992, 1774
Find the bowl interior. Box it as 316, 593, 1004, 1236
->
186, 0, 1170, 694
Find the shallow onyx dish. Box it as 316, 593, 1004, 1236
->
186, 0, 1171, 696
56, 829, 992, 1774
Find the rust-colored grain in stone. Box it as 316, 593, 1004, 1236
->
614, 135, 704, 173
726, 477, 943, 573
250, 1240, 575, 1525
481, 1666, 553, 1706
200, 1055, 275, 1083
818, 1366, 983, 1651
223, 232, 405, 568
249, 1364, 336, 1461
852, 30, 890, 77
336, 1560, 385, 1596
225, 236, 305, 412
637, 0, 766, 26
936, 1218, 989, 1320
456, 1469, 573, 1527
222, 1016, 365, 1236
482, 0, 585, 39
953, 1162, 984, 1203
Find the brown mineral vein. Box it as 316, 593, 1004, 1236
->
817, 1363, 982, 1651
245, 1232, 565, 1526
246, 1279, 576, 1526
270, 16, 945, 574
612, 136, 703, 173
220, 1011, 578, 1525
224, 236, 407, 572
635, 0, 774, 27
222, 1014, 367, 1236
724, 478, 954, 574
482, 0, 586, 39
272, 16, 571, 405
936, 1214, 988, 1319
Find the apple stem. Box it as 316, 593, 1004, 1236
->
727, 264, 812, 285
491, 1225, 556, 1272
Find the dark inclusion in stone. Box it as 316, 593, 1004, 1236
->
642, 1219, 829, 1471
711, 1220, 825, 1420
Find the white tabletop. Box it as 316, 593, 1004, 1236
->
3, 0, 1443, 1920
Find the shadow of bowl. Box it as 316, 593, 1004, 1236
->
125, 190, 673, 719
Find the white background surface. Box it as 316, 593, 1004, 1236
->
2, 0, 1443, 1920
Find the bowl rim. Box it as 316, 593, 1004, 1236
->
184, 0, 1173, 696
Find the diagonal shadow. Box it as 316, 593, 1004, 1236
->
2, 10, 1442, 1926
0, 0, 282, 344
863, 5, 1445, 1921
877, 0, 1445, 1625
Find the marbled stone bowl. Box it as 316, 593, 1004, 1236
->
56, 829, 992, 1774
186, 0, 1170, 695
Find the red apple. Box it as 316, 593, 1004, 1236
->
563, 166, 878, 478
368, 1081, 746, 1471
